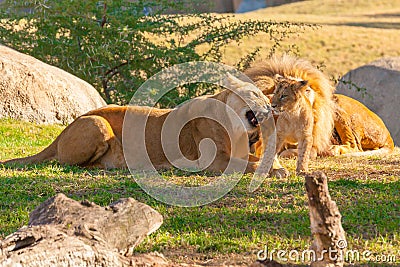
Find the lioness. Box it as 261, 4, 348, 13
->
2, 75, 287, 176
330, 94, 394, 156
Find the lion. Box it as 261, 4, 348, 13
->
2, 74, 288, 176
270, 75, 318, 173
245, 55, 336, 173
245, 55, 394, 158
330, 94, 394, 156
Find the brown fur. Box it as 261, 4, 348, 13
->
330, 94, 394, 156
245, 55, 335, 171
2, 75, 287, 176
271, 75, 314, 173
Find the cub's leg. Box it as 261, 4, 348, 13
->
296, 133, 313, 174
273, 120, 294, 176
247, 154, 289, 178
95, 137, 126, 169
57, 115, 125, 169
253, 139, 289, 178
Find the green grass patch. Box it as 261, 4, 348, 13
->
0, 119, 398, 265
0, 118, 64, 159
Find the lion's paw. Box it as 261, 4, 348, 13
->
270, 168, 290, 178
279, 149, 298, 158
296, 170, 310, 177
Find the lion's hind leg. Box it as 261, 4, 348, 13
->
56, 115, 125, 169
96, 136, 126, 169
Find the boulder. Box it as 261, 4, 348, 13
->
0, 45, 106, 124
0, 193, 164, 266
336, 57, 400, 146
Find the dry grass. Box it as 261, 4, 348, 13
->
217, 0, 400, 78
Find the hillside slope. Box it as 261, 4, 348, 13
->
221, 0, 400, 77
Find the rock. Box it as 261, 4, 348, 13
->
336, 57, 400, 145
0, 193, 163, 266
0, 45, 106, 125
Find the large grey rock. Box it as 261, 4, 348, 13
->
0, 193, 164, 266
336, 57, 400, 146
0, 45, 106, 124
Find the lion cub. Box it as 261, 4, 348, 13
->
271, 75, 315, 174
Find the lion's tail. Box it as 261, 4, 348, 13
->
343, 147, 393, 157
1, 137, 59, 165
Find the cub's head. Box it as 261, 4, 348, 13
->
223, 74, 272, 137
271, 74, 312, 113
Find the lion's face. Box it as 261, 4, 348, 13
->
225, 77, 272, 135
271, 75, 309, 113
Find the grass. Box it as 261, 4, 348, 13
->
0, 118, 399, 266
1, 1, 400, 265
0, 119, 64, 159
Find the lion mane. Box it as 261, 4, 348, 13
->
245, 54, 336, 156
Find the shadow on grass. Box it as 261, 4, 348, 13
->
0, 164, 398, 263
367, 12, 400, 18
332, 22, 400, 29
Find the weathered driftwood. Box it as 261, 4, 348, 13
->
305, 172, 347, 267
0, 193, 163, 267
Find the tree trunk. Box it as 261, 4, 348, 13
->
305, 171, 347, 267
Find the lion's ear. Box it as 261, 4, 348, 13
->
224, 73, 247, 90
273, 74, 283, 82
254, 76, 275, 94
294, 79, 308, 91
300, 80, 308, 87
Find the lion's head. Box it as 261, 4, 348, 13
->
224, 74, 272, 128
271, 74, 315, 114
